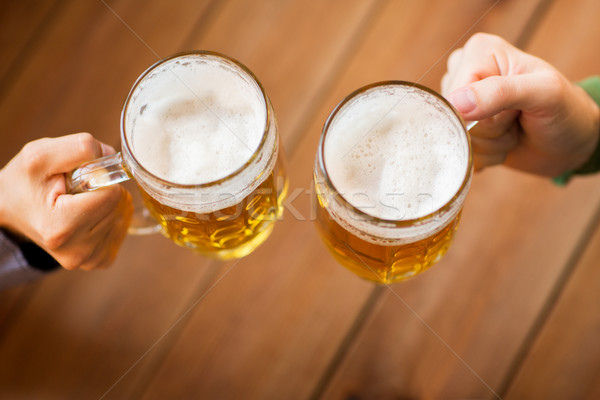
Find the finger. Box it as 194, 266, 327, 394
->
441, 72, 451, 96
27, 133, 108, 175
474, 152, 508, 171
446, 33, 522, 91
471, 131, 518, 156
442, 49, 464, 95
448, 71, 564, 122
78, 224, 114, 271
102, 202, 133, 268
447, 48, 464, 72
54, 184, 125, 234
468, 109, 520, 139
100, 143, 117, 157
80, 195, 132, 270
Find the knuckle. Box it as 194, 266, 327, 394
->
489, 76, 513, 103
465, 33, 507, 55
467, 32, 495, 47
441, 74, 449, 94
541, 70, 566, 98
63, 251, 90, 271
39, 223, 70, 251
60, 260, 79, 271
42, 230, 68, 251
447, 48, 462, 68
52, 250, 88, 271
75, 132, 99, 160
20, 139, 49, 171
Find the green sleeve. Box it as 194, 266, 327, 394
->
553, 76, 600, 185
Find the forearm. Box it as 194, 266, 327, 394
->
554, 76, 600, 184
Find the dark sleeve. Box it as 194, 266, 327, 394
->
0, 229, 60, 292
553, 76, 600, 185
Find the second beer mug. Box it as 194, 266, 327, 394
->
68, 51, 288, 260
314, 81, 473, 284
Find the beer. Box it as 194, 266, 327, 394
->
314, 82, 472, 283
139, 156, 286, 259
122, 52, 287, 259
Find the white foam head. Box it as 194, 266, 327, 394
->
320, 83, 471, 243
126, 54, 267, 184
123, 53, 277, 213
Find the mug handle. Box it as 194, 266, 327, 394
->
66, 153, 161, 235
66, 153, 130, 193
465, 120, 478, 131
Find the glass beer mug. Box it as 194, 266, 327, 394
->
67, 51, 288, 260
314, 81, 473, 284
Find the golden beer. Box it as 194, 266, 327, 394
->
118, 51, 288, 260
140, 154, 287, 259
67, 51, 287, 258
315, 196, 462, 283
314, 81, 472, 284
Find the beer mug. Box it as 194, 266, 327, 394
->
67, 51, 288, 260
314, 81, 473, 284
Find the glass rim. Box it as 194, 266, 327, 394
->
120, 50, 272, 189
317, 80, 473, 227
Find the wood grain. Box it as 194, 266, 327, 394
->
139, 1, 552, 399
0, 0, 62, 93
1, 0, 599, 399
0, 0, 218, 398
505, 206, 600, 400
0, 0, 377, 398
502, 0, 600, 397
321, 0, 600, 399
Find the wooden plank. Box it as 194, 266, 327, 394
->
321, 0, 600, 399
0, 284, 37, 342
0, 0, 215, 163
524, 0, 600, 80
0, 0, 383, 399
139, 1, 548, 399
0, 0, 61, 92
504, 209, 600, 399
501, 0, 600, 398
505, 224, 600, 398
99, 1, 386, 398
0, 0, 218, 398
111, 1, 383, 398
182, 0, 383, 152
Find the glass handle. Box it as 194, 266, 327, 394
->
66, 152, 130, 193
66, 153, 161, 235
465, 120, 478, 131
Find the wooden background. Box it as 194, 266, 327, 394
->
1, 0, 600, 398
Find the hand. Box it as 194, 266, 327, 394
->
0, 133, 133, 270
441, 32, 600, 175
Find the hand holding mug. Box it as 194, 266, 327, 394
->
442, 32, 600, 175
0, 133, 133, 270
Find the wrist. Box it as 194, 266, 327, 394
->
554, 76, 600, 184
0, 168, 6, 229
572, 78, 600, 172
1, 228, 60, 272
0, 170, 23, 239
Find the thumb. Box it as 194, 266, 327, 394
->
38, 133, 115, 175
447, 72, 557, 121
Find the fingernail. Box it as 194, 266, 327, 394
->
449, 88, 477, 114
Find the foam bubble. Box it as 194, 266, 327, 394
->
127, 55, 267, 185
324, 85, 468, 221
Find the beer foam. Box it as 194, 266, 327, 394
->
324, 85, 469, 222
126, 55, 267, 185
